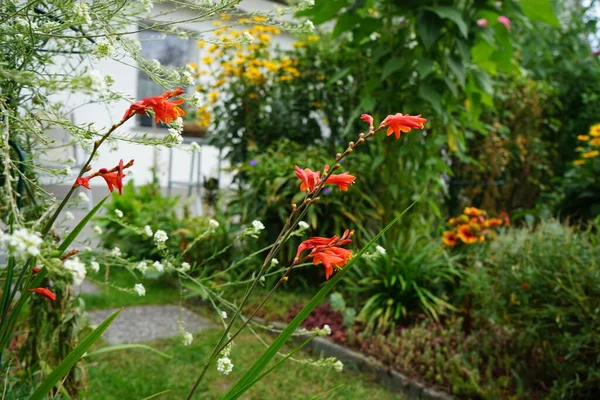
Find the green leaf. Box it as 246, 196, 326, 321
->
83, 343, 172, 359
333, 13, 358, 38
446, 54, 465, 87
426, 6, 468, 38
222, 200, 420, 399
417, 11, 442, 49
418, 83, 442, 115
471, 40, 496, 74
416, 58, 434, 79
30, 309, 121, 400
360, 96, 376, 112
381, 57, 406, 80
57, 196, 109, 254
519, 0, 559, 27
325, 67, 351, 86
473, 70, 493, 96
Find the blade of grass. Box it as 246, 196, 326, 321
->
30, 308, 121, 400
222, 201, 417, 399
83, 343, 172, 359
311, 383, 345, 399
56, 195, 108, 254
140, 389, 172, 400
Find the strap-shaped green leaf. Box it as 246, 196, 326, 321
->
222, 200, 418, 399
30, 308, 121, 400
83, 343, 172, 359
57, 195, 109, 254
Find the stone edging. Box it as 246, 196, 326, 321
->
264, 320, 453, 400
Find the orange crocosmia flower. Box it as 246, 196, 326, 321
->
360, 113, 374, 129
294, 165, 321, 192
442, 231, 458, 247
484, 218, 503, 228
123, 87, 186, 124
464, 207, 485, 217
324, 172, 356, 192
380, 113, 427, 139
28, 287, 56, 301
74, 159, 134, 195
456, 224, 482, 244
311, 247, 352, 279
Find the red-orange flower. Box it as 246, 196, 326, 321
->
295, 230, 354, 279
499, 211, 510, 227
74, 159, 134, 195
28, 287, 56, 301
123, 87, 185, 124
360, 114, 374, 130
380, 113, 427, 139
324, 172, 356, 192
483, 218, 503, 228
442, 231, 458, 247
464, 207, 485, 217
295, 166, 321, 192
456, 224, 483, 244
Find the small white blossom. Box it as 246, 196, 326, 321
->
136, 261, 148, 274
183, 70, 195, 86
252, 220, 265, 231
90, 261, 100, 273
93, 225, 103, 235
303, 20, 315, 31
243, 31, 254, 43
114, 209, 123, 218
182, 331, 193, 346
209, 219, 219, 228
188, 92, 203, 108
92, 38, 115, 58
134, 283, 146, 296
220, 311, 227, 319
298, 221, 309, 230
0, 228, 43, 259
153, 230, 169, 244
370, 32, 381, 41
216, 357, 234, 375
173, 117, 184, 132
300, 0, 315, 7
168, 128, 183, 144
375, 245, 386, 256
63, 167, 72, 176
77, 192, 89, 202
333, 360, 344, 372
143, 225, 153, 237
85, 70, 106, 91
150, 59, 161, 69
322, 324, 332, 336
270, 258, 279, 266
153, 261, 164, 272
180, 262, 191, 272
65, 211, 74, 221
110, 247, 121, 257
64, 257, 87, 285
73, 1, 92, 25
189, 142, 201, 152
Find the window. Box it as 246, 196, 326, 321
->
137, 29, 196, 127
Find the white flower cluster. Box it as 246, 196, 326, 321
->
182, 331, 193, 346
301, 19, 315, 32
167, 117, 184, 145
92, 38, 115, 58
220, 311, 227, 319
0, 228, 43, 259
90, 261, 100, 273
153, 230, 169, 244
73, 1, 92, 25
64, 257, 87, 285
180, 262, 191, 272
217, 356, 234, 375
270, 258, 279, 266
115, 209, 123, 218
244, 220, 265, 238
84, 70, 106, 92
111, 247, 121, 257
134, 283, 146, 296
209, 219, 219, 229
375, 245, 386, 256
65, 211, 75, 221
243, 31, 254, 43
153, 260, 164, 272
93, 225, 103, 235
314, 324, 332, 337
298, 221, 309, 230
187, 92, 203, 109
144, 225, 153, 237
183, 70, 195, 86
136, 261, 148, 274
189, 142, 201, 153
303, 356, 344, 372
77, 192, 89, 202
299, 0, 315, 9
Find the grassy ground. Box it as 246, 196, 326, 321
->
81, 271, 401, 399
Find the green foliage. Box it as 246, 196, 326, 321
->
468, 221, 600, 398
346, 233, 461, 333
97, 180, 231, 267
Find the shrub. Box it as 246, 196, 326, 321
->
468, 221, 600, 398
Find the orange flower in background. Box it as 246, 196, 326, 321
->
484, 218, 503, 228
295, 230, 354, 279
360, 114, 374, 130
324, 172, 356, 191
123, 87, 185, 124
573, 160, 586, 166
295, 166, 321, 192
28, 288, 56, 301
498, 211, 510, 227
442, 231, 458, 247
578, 135, 590, 141
464, 207, 485, 217
75, 159, 134, 195
589, 124, 600, 137
456, 224, 483, 244
380, 113, 427, 139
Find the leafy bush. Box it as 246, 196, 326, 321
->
345, 233, 461, 333
96, 180, 231, 268
468, 221, 600, 398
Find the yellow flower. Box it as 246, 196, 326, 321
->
311, 101, 322, 108
307, 35, 320, 42
202, 56, 215, 64
279, 75, 293, 82
230, 31, 240, 37
207, 44, 218, 52
249, 92, 258, 99
283, 67, 301, 77
578, 135, 590, 141
212, 78, 226, 88
238, 18, 251, 24
573, 160, 586, 166
582, 150, 600, 158
248, 44, 260, 51
257, 33, 271, 43
293, 41, 307, 48
215, 28, 229, 35
220, 13, 232, 21
197, 41, 206, 49
252, 16, 268, 22
208, 92, 218, 103
213, 21, 222, 27
589, 124, 600, 137
591, 138, 600, 146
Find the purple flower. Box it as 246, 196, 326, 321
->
249, 159, 258, 166
323, 188, 332, 195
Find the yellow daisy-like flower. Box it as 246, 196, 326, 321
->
582, 150, 600, 158
220, 13, 232, 21
197, 41, 206, 49
589, 123, 600, 137
202, 56, 215, 64
590, 138, 600, 146
294, 41, 307, 48
238, 18, 251, 24
578, 135, 590, 141
252, 16, 268, 22
307, 35, 320, 42
207, 44, 218, 52
213, 21, 222, 27
573, 160, 586, 166
208, 92, 218, 103
186, 62, 198, 71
